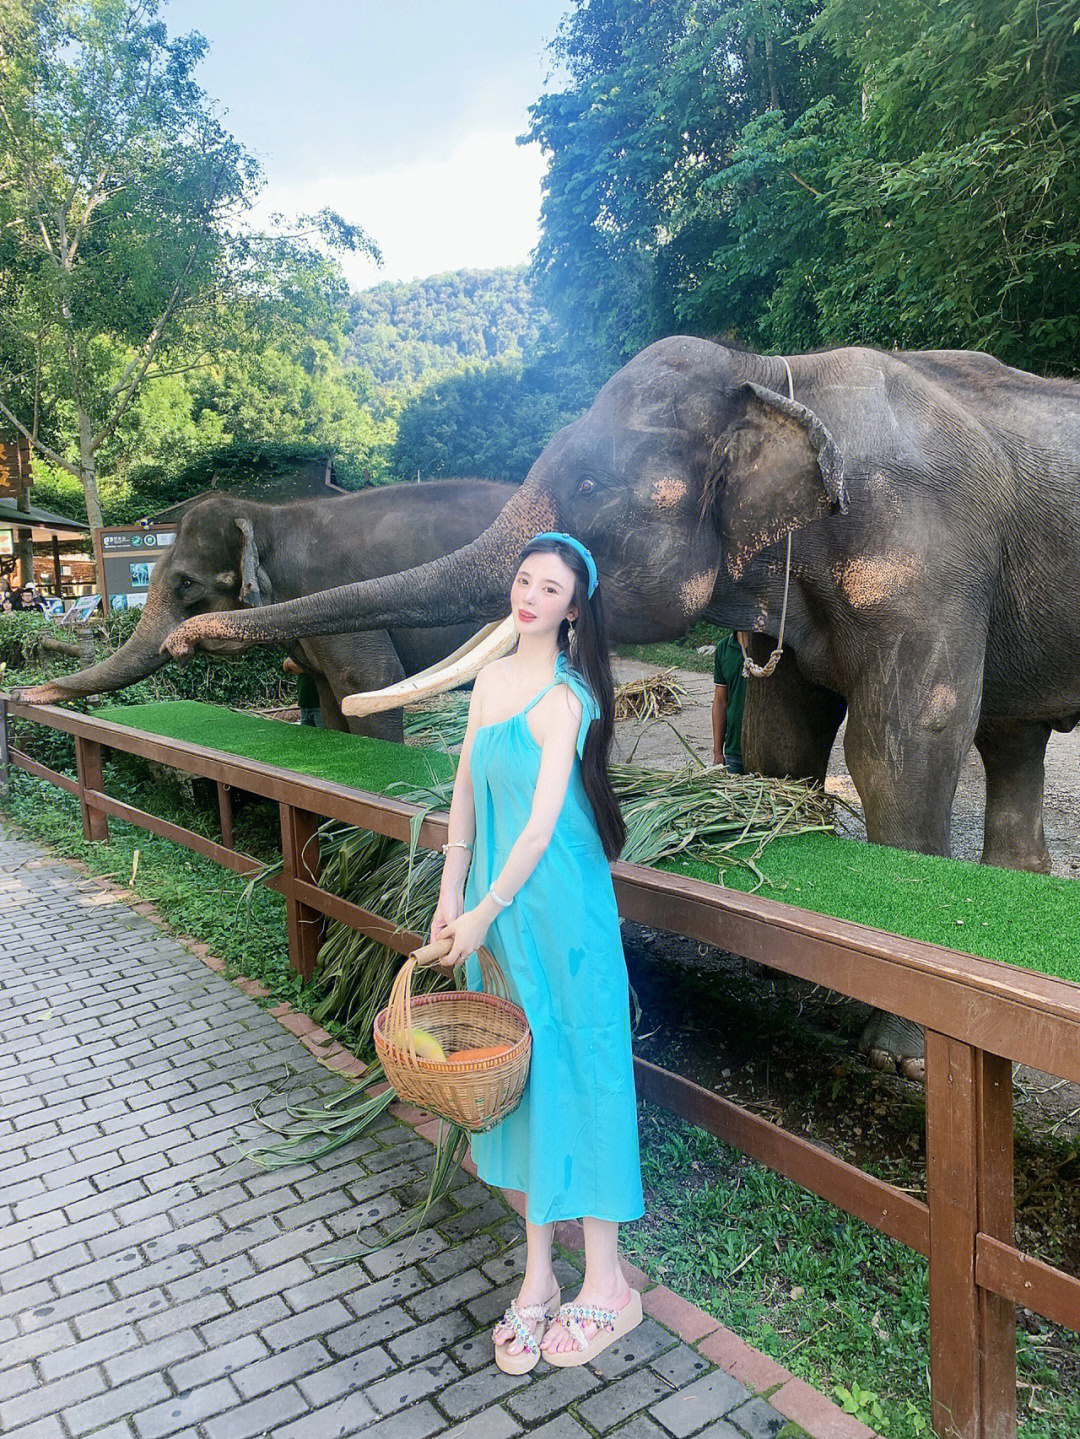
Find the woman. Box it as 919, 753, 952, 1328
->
431, 530, 645, 1374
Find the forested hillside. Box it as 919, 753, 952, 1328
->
346, 269, 546, 388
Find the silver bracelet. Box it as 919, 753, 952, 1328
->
487, 885, 512, 909
441, 840, 473, 855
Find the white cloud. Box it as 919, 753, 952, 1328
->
254, 129, 549, 290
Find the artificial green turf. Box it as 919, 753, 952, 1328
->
98, 700, 454, 796
657, 835, 1080, 984
97, 701, 1080, 985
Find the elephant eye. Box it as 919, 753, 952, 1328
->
578, 478, 595, 495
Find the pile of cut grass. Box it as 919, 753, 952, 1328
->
402, 667, 687, 746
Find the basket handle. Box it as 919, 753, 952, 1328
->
385, 939, 508, 1065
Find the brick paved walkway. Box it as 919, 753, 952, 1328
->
1, 823, 876, 1439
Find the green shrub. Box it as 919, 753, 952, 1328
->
2, 608, 294, 711
0, 612, 67, 671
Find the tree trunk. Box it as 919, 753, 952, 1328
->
77, 405, 104, 588
14, 487, 34, 587
765, 32, 779, 112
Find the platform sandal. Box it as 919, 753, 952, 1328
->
542, 1286, 643, 1367
493, 1282, 562, 1374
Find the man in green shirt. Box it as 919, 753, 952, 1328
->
712, 630, 751, 773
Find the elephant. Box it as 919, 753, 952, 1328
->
148, 335, 1080, 1075
15, 478, 518, 740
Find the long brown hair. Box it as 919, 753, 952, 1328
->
517, 536, 626, 860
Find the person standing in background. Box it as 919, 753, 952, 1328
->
16, 584, 45, 613
712, 630, 751, 773
282, 656, 324, 726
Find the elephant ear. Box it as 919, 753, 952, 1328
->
712, 381, 848, 579
235, 518, 274, 608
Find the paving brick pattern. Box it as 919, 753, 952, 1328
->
1, 824, 875, 1439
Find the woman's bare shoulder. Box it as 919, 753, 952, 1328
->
474, 656, 514, 691
470, 657, 510, 711
538, 678, 583, 728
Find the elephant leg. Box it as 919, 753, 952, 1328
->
844, 631, 984, 1082
975, 716, 1052, 873
842, 648, 982, 856
284, 641, 347, 731
741, 639, 846, 783
858, 1013, 927, 1083
321, 632, 408, 744
313, 674, 349, 732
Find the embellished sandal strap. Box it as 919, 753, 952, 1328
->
554, 1300, 618, 1351
500, 1299, 546, 1355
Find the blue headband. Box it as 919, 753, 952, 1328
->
527, 531, 598, 597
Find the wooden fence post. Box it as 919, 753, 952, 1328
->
74, 735, 109, 842
0, 696, 9, 797
216, 782, 235, 849
926, 1032, 1016, 1439
279, 804, 321, 981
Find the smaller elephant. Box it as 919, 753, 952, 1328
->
16, 478, 518, 740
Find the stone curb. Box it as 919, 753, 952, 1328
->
32, 852, 879, 1439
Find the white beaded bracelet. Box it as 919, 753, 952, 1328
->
487, 885, 512, 908
441, 840, 473, 855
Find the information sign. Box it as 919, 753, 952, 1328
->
93, 525, 177, 610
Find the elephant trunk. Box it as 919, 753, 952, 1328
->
15, 591, 172, 704
166, 486, 558, 650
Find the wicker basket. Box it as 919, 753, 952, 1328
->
373, 938, 531, 1133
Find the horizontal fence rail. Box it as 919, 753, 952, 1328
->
3, 696, 1080, 1438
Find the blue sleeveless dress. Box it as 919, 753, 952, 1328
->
462, 653, 646, 1227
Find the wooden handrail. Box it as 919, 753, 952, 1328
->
9, 698, 1080, 1077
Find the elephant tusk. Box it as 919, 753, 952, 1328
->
340, 615, 518, 716
379, 618, 506, 688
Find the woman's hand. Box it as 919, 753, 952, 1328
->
439, 901, 495, 969
430, 889, 464, 944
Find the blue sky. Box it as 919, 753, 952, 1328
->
163, 0, 571, 290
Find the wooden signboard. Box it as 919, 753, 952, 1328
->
0, 436, 32, 500
92, 524, 178, 611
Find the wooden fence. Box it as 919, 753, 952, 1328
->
3, 695, 1080, 1439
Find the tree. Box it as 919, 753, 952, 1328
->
809, 0, 1080, 367
0, 0, 251, 530
523, 0, 845, 361
184, 216, 391, 487
346, 268, 546, 388
0, 0, 379, 550
389, 340, 611, 484
525, 0, 1080, 373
